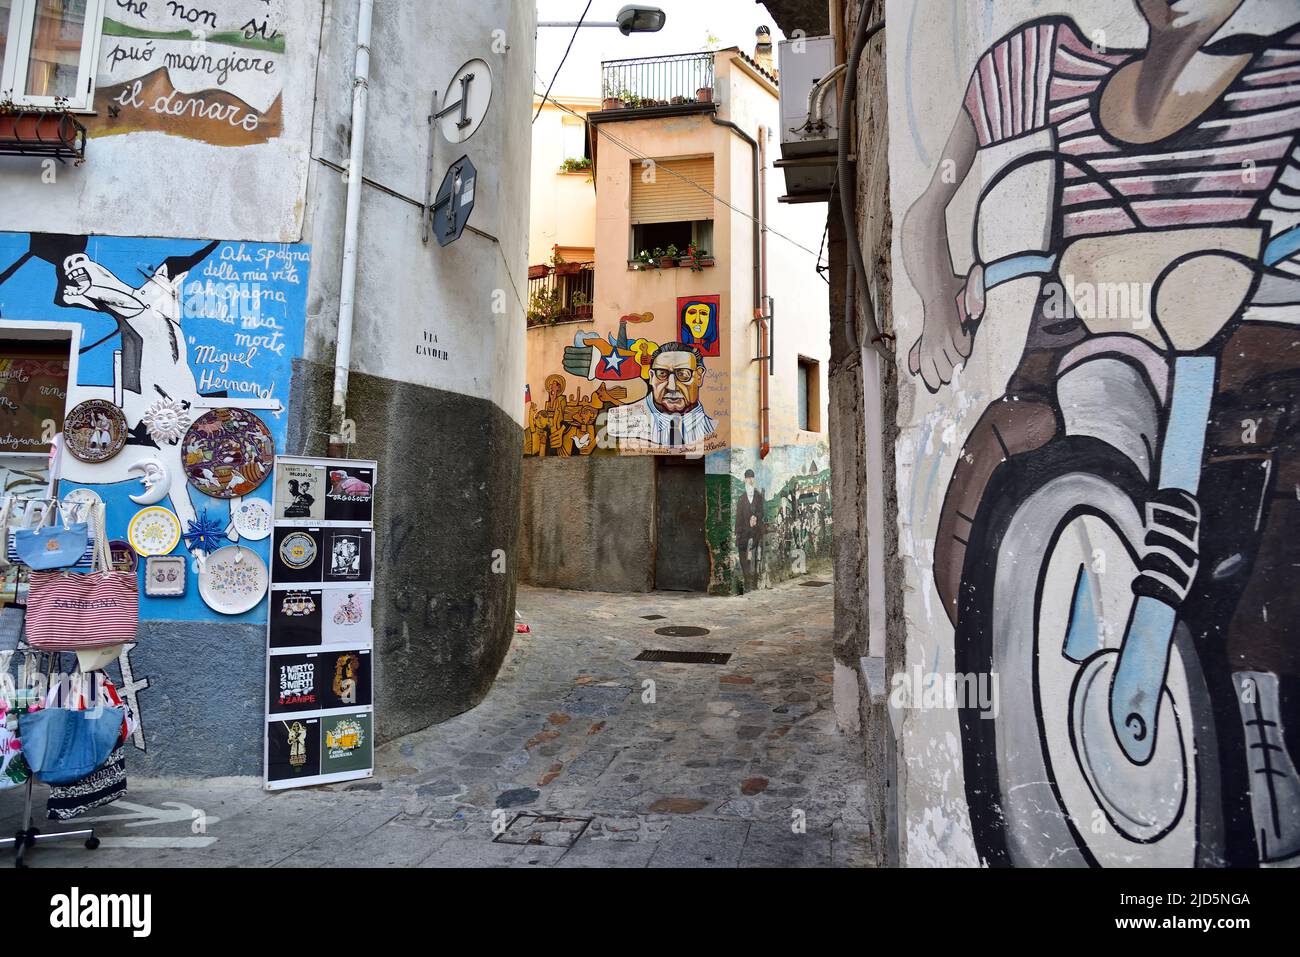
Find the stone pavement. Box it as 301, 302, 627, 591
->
2, 576, 875, 868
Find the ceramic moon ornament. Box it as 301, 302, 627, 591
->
128, 457, 172, 506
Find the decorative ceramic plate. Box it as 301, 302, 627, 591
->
109, 539, 138, 573
128, 506, 182, 556
198, 546, 268, 615
182, 408, 275, 498
279, 531, 318, 569
61, 487, 103, 524
64, 400, 128, 463
232, 499, 273, 541
144, 555, 186, 597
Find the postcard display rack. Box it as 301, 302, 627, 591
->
263, 456, 378, 790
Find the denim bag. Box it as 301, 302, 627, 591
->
19, 703, 125, 786
12, 502, 90, 571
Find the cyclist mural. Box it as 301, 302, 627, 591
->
896, 0, 1300, 866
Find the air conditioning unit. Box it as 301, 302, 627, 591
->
776, 36, 839, 203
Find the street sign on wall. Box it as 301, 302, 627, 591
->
432, 156, 477, 247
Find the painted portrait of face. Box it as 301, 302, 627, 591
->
678, 295, 720, 357
648, 345, 705, 414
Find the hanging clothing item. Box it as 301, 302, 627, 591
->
46, 745, 126, 821
0, 699, 29, 790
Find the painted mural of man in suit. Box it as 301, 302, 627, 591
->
735, 468, 765, 590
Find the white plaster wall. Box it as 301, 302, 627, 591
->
0, 0, 321, 242
301, 0, 536, 423
884, 0, 1146, 867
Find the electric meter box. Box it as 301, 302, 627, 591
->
777, 35, 839, 198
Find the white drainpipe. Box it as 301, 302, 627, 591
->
329, 0, 374, 452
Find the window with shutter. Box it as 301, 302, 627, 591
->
629, 156, 715, 224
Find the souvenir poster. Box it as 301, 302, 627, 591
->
266, 456, 377, 790
269, 653, 320, 714
267, 718, 320, 782
324, 466, 374, 522
318, 650, 372, 710
273, 527, 324, 584
270, 589, 324, 648
322, 589, 372, 644
324, 528, 373, 583
274, 463, 325, 521
320, 713, 373, 776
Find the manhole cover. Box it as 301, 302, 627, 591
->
653, 625, 710, 638
641, 614, 667, 621
493, 813, 592, 847
799, 580, 832, 587
635, 650, 732, 664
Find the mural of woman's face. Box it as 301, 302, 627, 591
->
684, 302, 713, 340
1135, 0, 1243, 39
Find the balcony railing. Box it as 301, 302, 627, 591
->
600, 52, 716, 112
527, 262, 595, 327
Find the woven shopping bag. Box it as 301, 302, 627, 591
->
25, 505, 138, 651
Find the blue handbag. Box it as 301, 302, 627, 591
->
19, 701, 125, 786
12, 502, 90, 570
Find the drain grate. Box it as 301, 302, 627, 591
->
493, 813, 592, 847
635, 649, 732, 664
641, 614, 667, 621
653, 625, 710, 638
799, 580, 832, 587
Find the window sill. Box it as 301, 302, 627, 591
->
626, 260, 716, 272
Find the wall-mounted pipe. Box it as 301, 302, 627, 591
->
328, 0, 375, 455
836, 15, 888, 359
757, 124, 771, 460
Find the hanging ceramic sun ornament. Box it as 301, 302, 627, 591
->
142, 398, 192, 446
182, 508, 229, 556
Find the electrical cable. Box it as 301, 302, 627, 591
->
534, 0, 594, 123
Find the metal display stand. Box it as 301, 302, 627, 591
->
1, 647, 99, 868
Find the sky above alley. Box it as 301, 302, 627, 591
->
534, 0, 784, 100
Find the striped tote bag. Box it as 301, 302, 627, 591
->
25, 520, 139, 651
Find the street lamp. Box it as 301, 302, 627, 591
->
538, 5, 667, 34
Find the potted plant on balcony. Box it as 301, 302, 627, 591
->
572, 290, 593, 319
528, 264, 551, 280
696, 85, 714, 103
659, 244, 680, 269
631, 249, 658, 271
685, 244, 715, 271
527, 286, 563, 327
0, 94, 86, 161
552, 247, 582, 277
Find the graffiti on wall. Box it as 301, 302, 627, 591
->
897, 1, 1300, 867
525, 307, 727, 456
0, 232, 309, 624
87, 0, 287, 145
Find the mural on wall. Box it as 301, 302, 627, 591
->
87, 0, 287, 145
0, 232, 309, 626
707, 447, 831, 593
679, 295, 721, 357
896, 1, 1300, 867
525, 307, 728, 456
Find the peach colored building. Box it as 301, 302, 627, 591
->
522, 37, 831, 596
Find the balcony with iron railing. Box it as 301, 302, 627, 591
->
599, 51, 717, 115
526, 262, 596, 328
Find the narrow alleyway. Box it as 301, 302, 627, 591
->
4, 577, 874, 868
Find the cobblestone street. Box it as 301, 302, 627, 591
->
4, 577, 874, 868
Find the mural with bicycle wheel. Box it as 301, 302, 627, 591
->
891, 0, 1300, 866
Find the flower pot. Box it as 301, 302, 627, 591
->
659, 257, 678, 269
554, 262, 582, 276
528, 264, 551, 280
574, 304, 593, 319
602, 97, 620, 111
696, 86, 714, 103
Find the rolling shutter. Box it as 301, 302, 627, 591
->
629, 156, 715, 224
